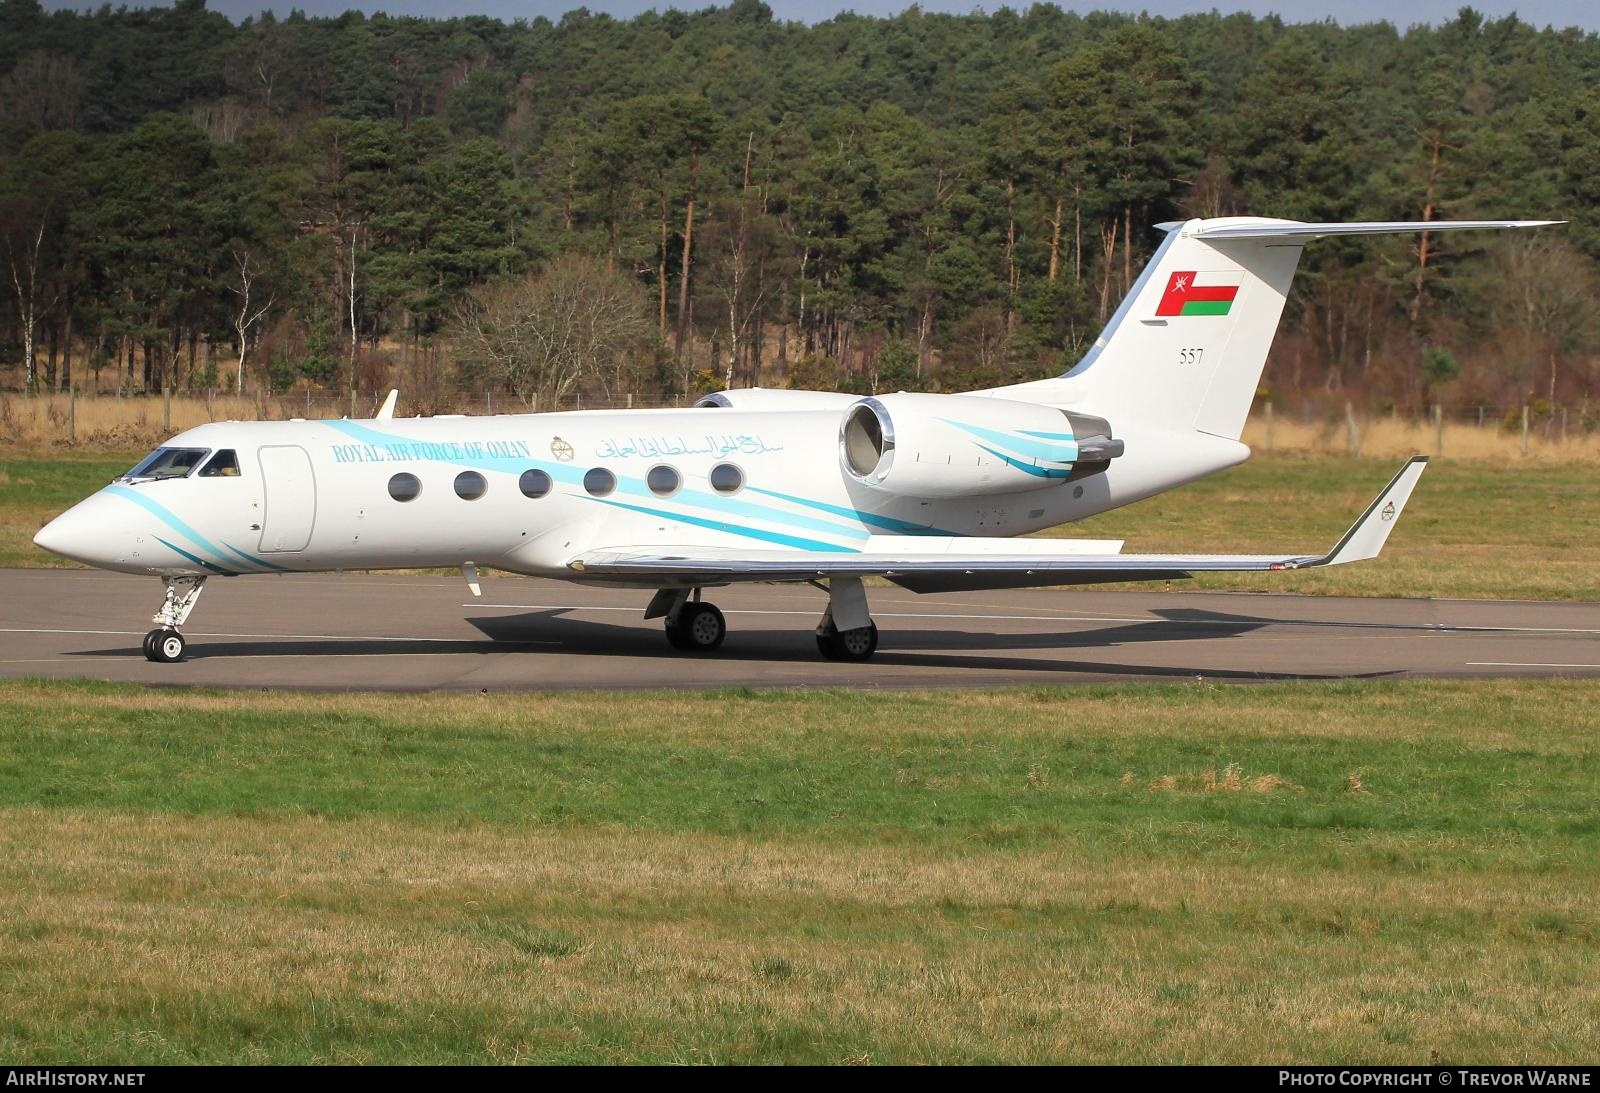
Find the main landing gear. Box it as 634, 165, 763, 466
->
142, 576, 205, 663
645, 578, 880, 661
648, 588, 728, 653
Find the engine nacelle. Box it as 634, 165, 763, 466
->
695, 388, 864, 411
839, 392, 1122, 499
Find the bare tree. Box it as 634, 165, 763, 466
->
0, 52, 84, 130
229, 249, 276, 393
453, 253, 654, 408
1, 201, 54, 394
1495, 233, 1599, 403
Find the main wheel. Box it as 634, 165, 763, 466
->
149, 628, 186, 664
666, 602, 726, 653
817, 622, 878, 662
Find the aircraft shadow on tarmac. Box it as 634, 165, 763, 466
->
67, 606, 1393, 683
457, 607, 1383, 682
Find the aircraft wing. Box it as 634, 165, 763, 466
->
567, 457, 1427, 593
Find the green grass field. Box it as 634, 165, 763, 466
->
0, 679, 1595, 1064
4, 450, 1596, 599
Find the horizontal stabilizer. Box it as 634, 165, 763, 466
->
1184, 220, 1561, 241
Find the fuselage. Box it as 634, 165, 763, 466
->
34, 403, 1247, 582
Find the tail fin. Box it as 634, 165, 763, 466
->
994, 217, 1558, 441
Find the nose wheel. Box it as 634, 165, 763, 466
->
141, 575, 205, 664
143, 628, 186, 663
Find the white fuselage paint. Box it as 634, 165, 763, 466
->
36, 405, 1246, 583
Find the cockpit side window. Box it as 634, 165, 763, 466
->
125, 447, 211, 480
198, 450, 241, 478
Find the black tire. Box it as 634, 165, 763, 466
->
151, 629, 186, 663
142, 629, 163, 662
818, 623, 878, 662
668, 602, 726, 653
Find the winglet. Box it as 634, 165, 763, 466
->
1311, 456, 1429, 567
375, 389, 399, 420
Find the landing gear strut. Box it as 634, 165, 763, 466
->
143, 576, 205, 663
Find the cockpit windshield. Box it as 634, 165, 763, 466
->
198, 450, 240, 477
123, 447, 210, 481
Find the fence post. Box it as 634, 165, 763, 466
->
1433, 404, 1443, 458
68, 385, 76, 442
162, 385, 171, 432
627, 392, 633, 409
1264, 401, 1274, 452
1521, 405, 1530, 456
1345, 400, 1359, 457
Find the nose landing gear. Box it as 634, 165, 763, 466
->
142, 576, 206, 663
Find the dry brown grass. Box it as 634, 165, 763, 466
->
1140, 764, 1300, 793
0, 392, 329, 449
1242, 413, 1600, 462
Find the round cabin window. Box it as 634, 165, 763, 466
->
584, 468, 616, 496
519, 469, 553, 498
388, 473, 422, 502
709, 463, 745, 494
647, 465, 681, 497
454, 471, 488, 500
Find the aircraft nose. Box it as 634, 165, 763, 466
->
34, 493, 121, 567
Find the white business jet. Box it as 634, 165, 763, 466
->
35, 217, 1554, 663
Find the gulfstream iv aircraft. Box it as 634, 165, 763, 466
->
36, 217, 1554, 663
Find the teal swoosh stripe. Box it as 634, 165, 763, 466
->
942, 418, 1078, 464
220, 542, 295, 572
324, 420, 872, 543
646, 485, 868, 542
106, 485, 291, 573
154, 536, 240, 576
976, 444, 1072, 479
588, 497, 858, 553
746, 486, 957, 537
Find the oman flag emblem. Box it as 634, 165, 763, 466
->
1156, 271, 1243, 317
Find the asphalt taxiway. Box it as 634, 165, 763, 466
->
3, 569, 1598, 690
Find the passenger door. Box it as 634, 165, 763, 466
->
257, 445, 317, 552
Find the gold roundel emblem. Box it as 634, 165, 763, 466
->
549, 436, 575, 462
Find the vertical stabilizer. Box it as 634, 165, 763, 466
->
984, 217, 1558, 443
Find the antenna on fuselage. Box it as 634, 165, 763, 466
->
374, 389, 399, 420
